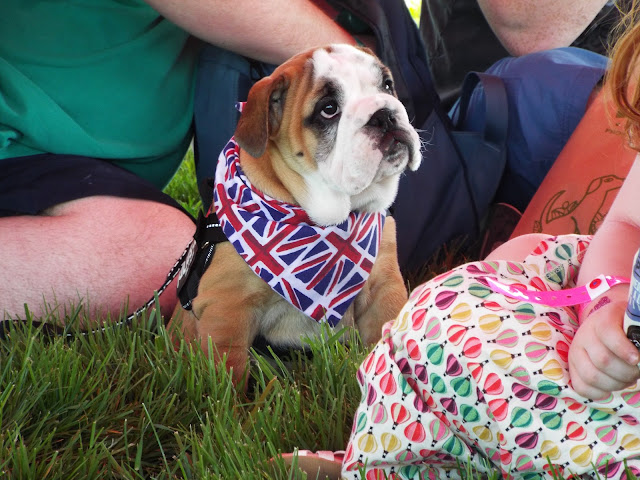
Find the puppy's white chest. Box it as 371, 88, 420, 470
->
256, 293, 356, 347
257, 295, 323, 347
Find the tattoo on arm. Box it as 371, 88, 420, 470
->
532, 174, 624, 234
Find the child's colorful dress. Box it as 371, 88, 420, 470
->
342, 235, 640, 479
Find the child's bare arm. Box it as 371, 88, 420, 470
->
569, 158, 640, 398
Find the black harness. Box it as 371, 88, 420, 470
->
176, 210, 308, 359
176, 210, 228, 310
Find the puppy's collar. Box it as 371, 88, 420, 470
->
213, 138, 385, 326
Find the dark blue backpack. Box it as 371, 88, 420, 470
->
193, 0, 508, 271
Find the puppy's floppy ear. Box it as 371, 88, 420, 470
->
235, 74, 289, 158
356, 45, 377, 59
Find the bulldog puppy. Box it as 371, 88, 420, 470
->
170, 44, 422, 385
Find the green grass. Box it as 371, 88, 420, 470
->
405, 0, 421, 23
163, 148, 203, 219
0, 306, 369, 479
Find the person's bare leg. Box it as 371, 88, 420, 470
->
484, 233, 548, 262
0, 196, 195, 323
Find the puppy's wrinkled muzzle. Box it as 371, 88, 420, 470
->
381, 129, 414, 156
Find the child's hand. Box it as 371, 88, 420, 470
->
568, 298, 640, 399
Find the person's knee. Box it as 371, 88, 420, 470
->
484, 233, 548, 261
0, 196, 196, 321
49, 196, 195, 315
49, 195, 195, 247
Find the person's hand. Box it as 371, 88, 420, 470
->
568, 295, 640, 399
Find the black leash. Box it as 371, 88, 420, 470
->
0, 211, 227, 339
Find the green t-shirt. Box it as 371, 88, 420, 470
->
0, 1, 200, 188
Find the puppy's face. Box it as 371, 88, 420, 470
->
235, 44, 422, 225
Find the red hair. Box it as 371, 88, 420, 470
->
607, 0, 640, 149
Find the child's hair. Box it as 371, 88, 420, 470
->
607, 0, 640, 149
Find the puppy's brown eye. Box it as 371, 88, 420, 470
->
383, 78, 394, 93
321, 101, 340, 119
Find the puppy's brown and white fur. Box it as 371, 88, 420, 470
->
170, 44, 421, 384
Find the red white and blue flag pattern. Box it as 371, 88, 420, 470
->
213, 138, 385, 326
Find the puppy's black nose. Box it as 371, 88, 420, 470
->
366, 108, 397, 131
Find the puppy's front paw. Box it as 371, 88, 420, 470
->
355, 217, 408, 345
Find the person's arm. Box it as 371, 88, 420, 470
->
477, 0, 608, 56
568, 158, 640, 399
576, 158, 640, 287
510, 89, 636, 239
143, 0, 356, 64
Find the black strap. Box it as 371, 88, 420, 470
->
176, 210, 228, 310
452, 71, 509, 147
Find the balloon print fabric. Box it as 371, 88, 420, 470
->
342, 235, 640, 480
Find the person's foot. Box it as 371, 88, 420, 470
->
278, 450, 344, 479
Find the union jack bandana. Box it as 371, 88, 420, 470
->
212, 137, 385, 327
